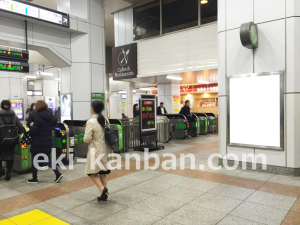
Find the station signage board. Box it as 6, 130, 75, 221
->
0, 0, 69, 28
0, 60, 29, 72
112, 43, 137, 80
91, 93, 105, 109
140, 98, 157, 132
10, 99, 23, 120
0, 46, 29, 61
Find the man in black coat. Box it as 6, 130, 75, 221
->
180, 100, 191, 116
157, 102, 168, 115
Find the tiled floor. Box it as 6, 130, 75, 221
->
0, 134, 300, 224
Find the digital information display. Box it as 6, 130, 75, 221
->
0, 60, 29, 73
0, 46, 29, 61
10, 99, 23, 120
0, 0, 69, 27
27, 90, 42, 96
141, 99, 157, 132
60, 93, 72, 122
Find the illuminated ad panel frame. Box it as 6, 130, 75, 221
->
228, 71, 284, 151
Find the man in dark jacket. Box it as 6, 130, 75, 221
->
180, 100, 191, 116
27, 100, 62, 184
157, 102, 168, 115
0, 100, 25, 181
26, 103, 37, 127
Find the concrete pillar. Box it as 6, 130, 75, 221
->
126, 82, 133, 118
157, 83, 180, 114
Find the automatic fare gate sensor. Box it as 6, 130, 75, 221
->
240, 22, 258, 49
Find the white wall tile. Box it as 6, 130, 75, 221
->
286, 94, 300, 168
90, 25, 104, 64
157, 84, 165, 97
0, 78, 10, 99
78, 20, 89, 33
71, 63, 91, 101
52, 46, 72, 63
9, 72, 20, 79
57, 0, 69, 14
218, 0, 226, 32
286, 0, 300, 17
9, 78, 21, 98
286, 18, 300, 93
218, 96, 227, 158
0, 71, 9, 78
164, 95, 173, 114
254, 0, 285, 24
125, 8, 133, 45
255, 149, 286, 167
114, 14, 120, 47
226, 0, 253, 30
118, 11, 126, 47
71, 33, 90, 63
226, 29, 253, 76
89, 0, 104, 27
164, 84, 172, 96
254, 20, 285, 73
61, 67, 71, 93
69, 17, 78, 30
91, 64, 105, 93
73, 102, 91, 120
70, 0, 88, 19
218, 32, 226, 96
227, 146, 255, 163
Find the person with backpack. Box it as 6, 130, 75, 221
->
27, 100, 63, 184
84, 101, 110, 202
0, 100, 25, 181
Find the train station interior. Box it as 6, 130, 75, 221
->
0, 0, 300, 224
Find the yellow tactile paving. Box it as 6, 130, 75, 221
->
1, 209, 69, 225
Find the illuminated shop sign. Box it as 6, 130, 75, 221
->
0, 0, 69, 27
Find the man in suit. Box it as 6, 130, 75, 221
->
157, 102, 168, 115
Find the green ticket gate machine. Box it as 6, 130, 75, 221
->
188, 114, 198, 137
53, 123, 72, 163
63, 120, 88, 158
194, 113, 208, 135
13, 125, 31, 172
165, 114, 189, 139
109, 119, 123, 152
206, 113, 215, 133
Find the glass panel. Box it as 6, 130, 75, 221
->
162, 0, 198, 34
133, 0, 160, 41
201, 0, 218, 25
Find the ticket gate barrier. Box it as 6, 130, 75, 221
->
157, 116, 171, 143
194, 113, 208, 135
13, 125, 31, 172
206, 113, 215, 133
53, 123, 72, 163
188, 114, 198, 137
165, 114, 189, 139
63, 120, 87, 158
109, 119, 123, 152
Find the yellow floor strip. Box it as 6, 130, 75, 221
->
0, 210, 69, 225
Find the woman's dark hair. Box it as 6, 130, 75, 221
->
91, 101, 105, 128
1, 100, 11, 110
185, 100, 190, 105
35, 100, 48, 112
30, 103, 35, 111
133, 104, 138, 110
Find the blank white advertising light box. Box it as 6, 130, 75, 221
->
229, 72, 282, 149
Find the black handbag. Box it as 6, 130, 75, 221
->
105, 118, 118, 147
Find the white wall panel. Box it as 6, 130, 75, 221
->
78, 20, 89, 33
0, 71, 9, 78
125, 9, 133, 44
90, 25, 104, 64
52, 46, 72, 63
188, 25, 218, 68
71, 63, 91, 101
218, 0, 226, 32
91, 64, 105, 93
255, 149, 286, 167
73, 102, 91, 120
218, 32, 226, 96
118, 11, 126, 47
9, 78, 21, 98
218, 96, 227, 158
226, 0, 253, 30
70, 0, 88, 19
286, 18, 300, 93
89, 0, 104, 27
227, 146, 255, 163
0, 78, 10, 101
57, 0, 69, 14
286, 94, 300, 168
254, 20, 285, 73
71, 33, 90, 63
226, 29, 253, 76
61, 67, 71, 93
9, 72, 20, 79
286, 0, 300, 17
254, 0, 285, 24
114, 14, 119, 47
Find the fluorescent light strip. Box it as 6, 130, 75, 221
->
198, 80, 210, 84
140, 88, 151, 91
26, 75, 37, 79
167, 76, 182, 81
37, 72, 53, 76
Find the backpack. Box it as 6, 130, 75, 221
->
0, 116, 19, 149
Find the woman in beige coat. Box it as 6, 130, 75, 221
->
84, 101, 110, 202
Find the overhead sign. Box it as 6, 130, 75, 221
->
27, 90, 43, 96
0, 60, 29, 72
112, 43, 137, 80
240, 22, 258, 49
91, 93, 105, 109
0, 46, 29, 61
0, 0, 69, 27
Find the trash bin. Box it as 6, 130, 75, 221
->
206, 113, 215, 133
194, 113, 208, 135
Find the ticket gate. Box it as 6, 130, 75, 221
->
165, 114, 189, 139
13, 125, 31, 172
53, 123, 72, 163
206, 113, 215, 133
157, 116, 171, 143
188, 114, 199, 137
63, 120, 87, 158
109, 119, 124, 152
194, 113, 208, 135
